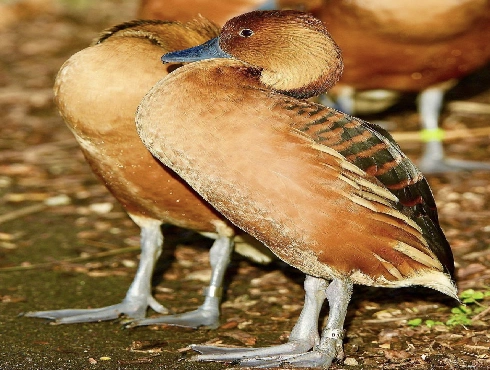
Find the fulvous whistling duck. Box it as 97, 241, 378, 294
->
136, 10, 457, 367
315, 0, 490, 173
24, 19, 273, 328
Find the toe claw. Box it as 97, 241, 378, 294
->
148, 296, 169, 314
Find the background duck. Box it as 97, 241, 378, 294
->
136, 10, 457, 368
138, 0, 278, 25
24, 19, 273, 327
315, 0, 490, 173
137, 0, 490, 173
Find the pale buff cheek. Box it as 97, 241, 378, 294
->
260, 63, 323, 92
258, 29, 340, 92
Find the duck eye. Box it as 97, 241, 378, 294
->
239, 29, 254, 37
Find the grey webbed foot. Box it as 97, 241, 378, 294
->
127, 304, 219, 329
192, 340, 322, 368
190, 276, 344, 368
24, 296, 168, 324
239, 350, 335, 368
128, 235, 234, 329
24, 221, 166, 324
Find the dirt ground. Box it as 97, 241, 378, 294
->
0, 1, 489, 369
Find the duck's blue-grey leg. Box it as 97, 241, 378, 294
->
24, 218, 168, 323
255, 0, 279, 11
191, 275, 327, 364
264, 279, 352, 368
418, 87, 490, 173
128, 235, 234, 329
234, 278, 353, 368
331, 86, 356, 115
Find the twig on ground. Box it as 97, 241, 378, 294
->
471, 306, 490, 322
0, 246, 140, 273
0, 203, 47, 225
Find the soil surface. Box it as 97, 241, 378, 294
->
1, 1, 489, 369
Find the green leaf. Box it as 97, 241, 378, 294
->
460, 289, 476, 297
446, 315, 472, 326
407, 318, 422, 327
451, 306, 472, 315
425, 320, 444, 328
474, 306, 487, 314
460, 289, 485, 303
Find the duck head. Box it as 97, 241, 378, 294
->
162, 10, 343, 99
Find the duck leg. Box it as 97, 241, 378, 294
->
255, 0, 279, 11
191, 275, 328, 366
260, 278, 353, 368
418, 87, 490, 173
237, 278, 352, 368
128, 234, 234, 329
24, 219, 168, 324
329, 86, 355, 115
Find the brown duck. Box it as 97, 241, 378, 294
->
137, 10, 457, 367
317, 0, 490, 173
25, 18, 272, 328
